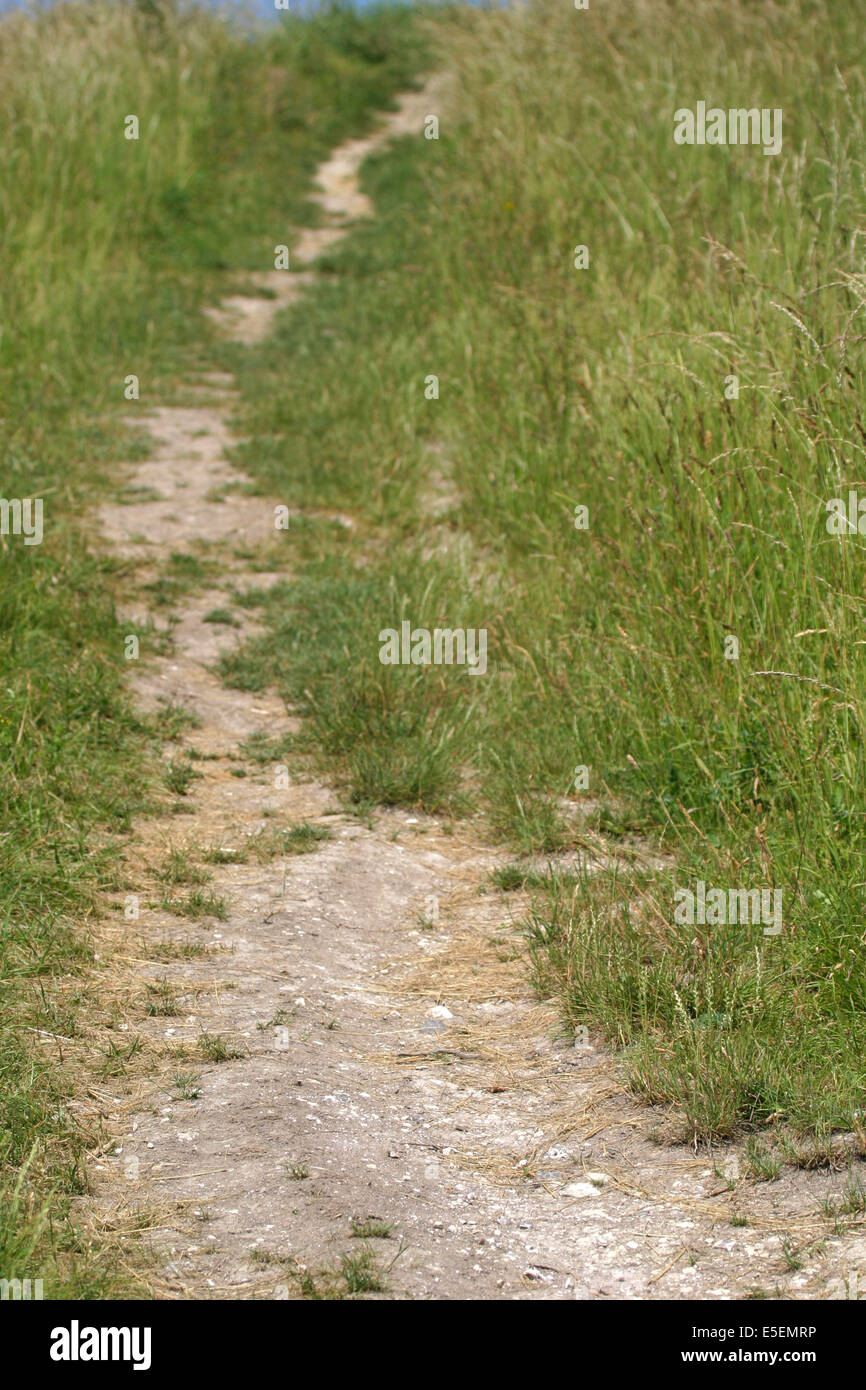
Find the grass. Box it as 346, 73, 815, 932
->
172, 1072, 202, 1101
156, 848, 211, 886
145, 979, 181, 1016
249, 1241, 388, 1299
151, 700, 202, 740
0, 0, 428, 1294
196, 821, 332, 867
163, 757, 200, 797
197, 1031, 244, 1063
224, 0, 866, 1143
157, 888, 229, 921
8, 0, 865, 1300
288, 1245, 387, 1300
204, 607, 240, 627
489, 864, 580, 894
350, 1217, 393, 1239
250, 821, 333, 860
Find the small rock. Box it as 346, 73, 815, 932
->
561, 1181, 599, 1199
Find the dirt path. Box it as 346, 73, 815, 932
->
86, 80, 866, 1301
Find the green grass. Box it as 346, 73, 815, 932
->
203, 607, 240, 627
8, 0, 865, 1299
172, 1071, 202, 1101
350, 1217, 394, 1239
158, 888, 229, 921
195, 821, 332, 868
286, 1244, 387, 1300
156, 848, 212, 886
145, 978, 182, 1016
197, 1031, 244, 1063
250, 821, 334, 859
225, 0, 866, 1142
163, 757, 200, 797
0, 0, 428, 1295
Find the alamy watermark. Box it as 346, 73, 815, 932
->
0, 497, 43, 546
50, 1322, 151, 1371
1, 1277, 43, 1300
825, 491, 866, 535
674, 102, 782, 157
674, 880, 782, 935
379, 621, 487, 676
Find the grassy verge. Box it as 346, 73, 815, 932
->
224, 0, 866, 1145
0, 0, 426, 1296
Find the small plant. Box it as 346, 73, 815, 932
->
250, 1248, 291, 1267
204, 607, 240, 626
164, 758, 199, 797
340, 1245, 385, 1294
152, 700, 202, 740
743, 1137, 782, 1183
838, 1174, 866, 1216
146, 978, 181, 1016
257, 1009, 292, 1031
156, 849, 211, 886
350, 1217, 393, 1240
159, 889, 228, 921
490, 864, 530, 892
285, 1246, 387, 1301
98, 1035, 143, 1077
147, 941, 209, 961
248, 822, 333, 863
172, 1072, 202, 1100
198, 1031, 243, 1062
202, 844, 247, 865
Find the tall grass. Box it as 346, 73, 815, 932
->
0, 0, 425, 1294
228, 0, 866, 1141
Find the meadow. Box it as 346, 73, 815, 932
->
0, 0, 424, 1293
4, 0, 866, 1296
223, 0, 866, 1146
